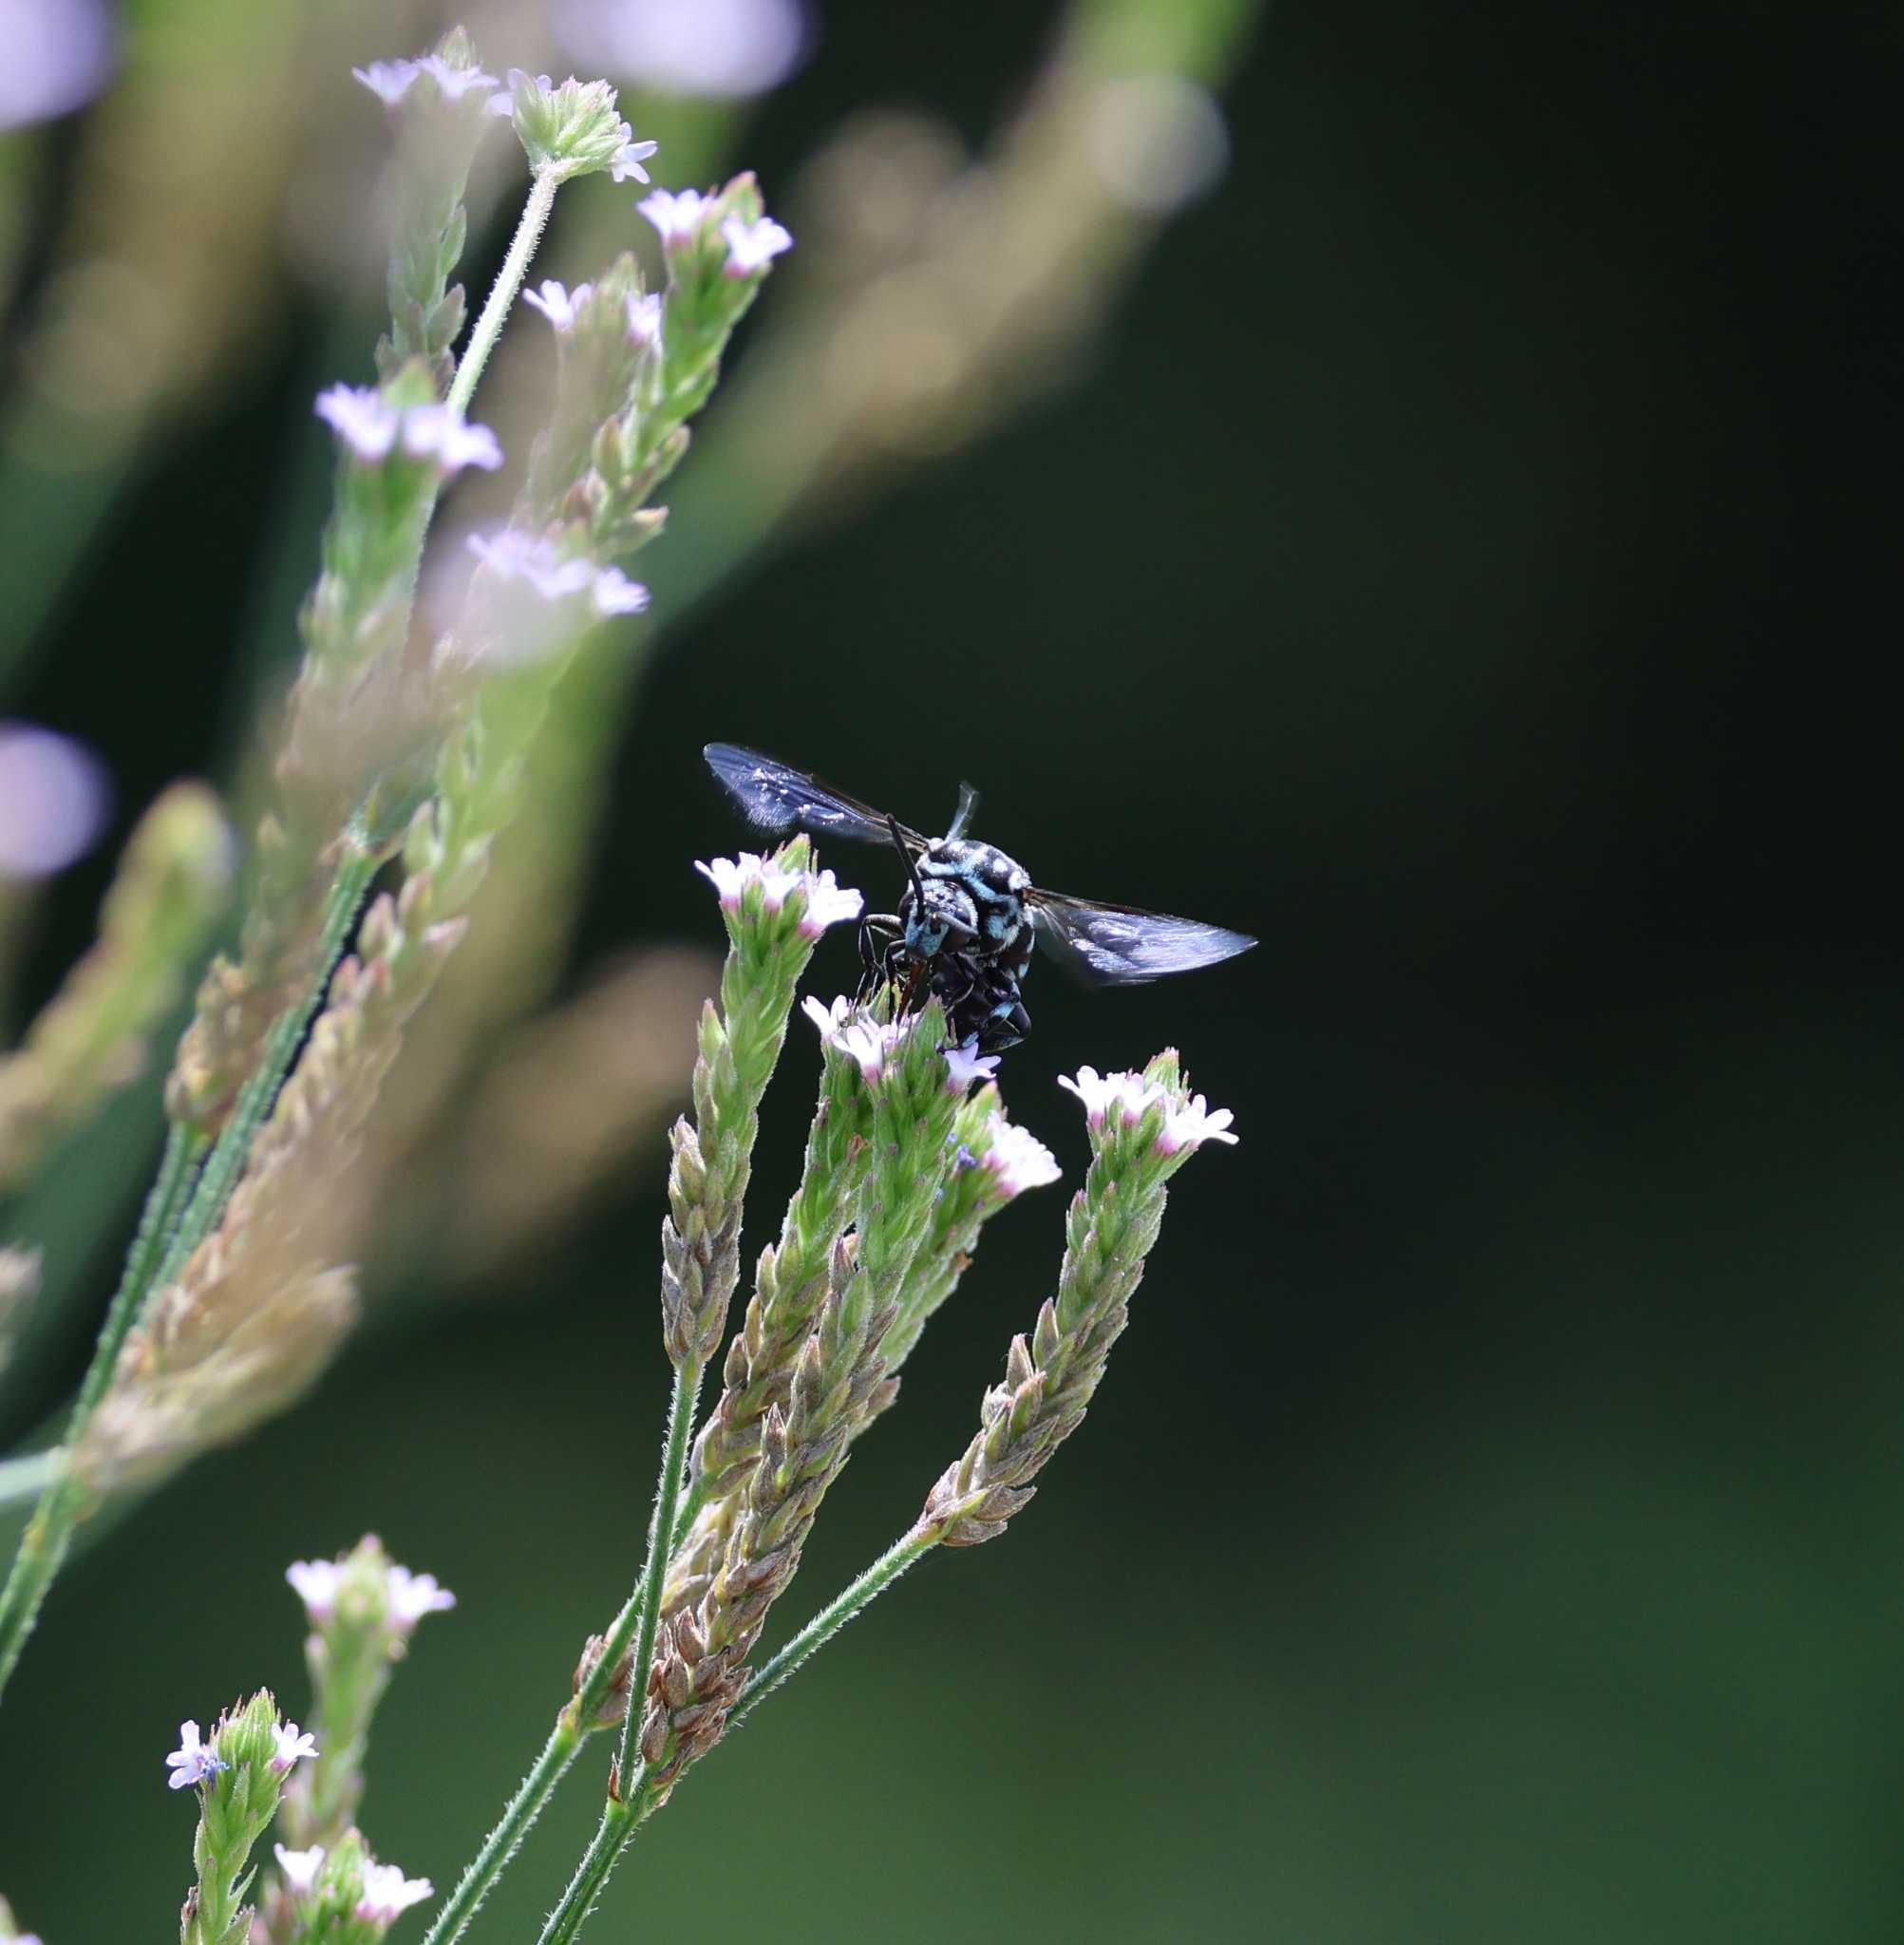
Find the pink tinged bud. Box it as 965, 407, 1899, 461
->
386, 1564, 456, 1630
269, 1721, 318, 1774
794, 869, 864, 938
286, 1557, 344, 1623
1156, 1093, 1237, 1153
163, 1720, 228, 1791
638, 186, 711, 244
355, 1863, 435, 1923
943, 1038, 1000, 1092
720, 213, 793, 277
273, 1843, 325, 1894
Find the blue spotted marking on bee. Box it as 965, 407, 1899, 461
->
704, 743, 1256, 1055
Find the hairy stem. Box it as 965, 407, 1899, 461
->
447, 165, 559, 419
0, 845, 376, 1709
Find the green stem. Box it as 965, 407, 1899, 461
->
420, 1714, 583, 1945
613, 1355, 703, 1784
425, 1360, 702, 1945
0, 1120, 202, 1701
0, 844, 376, 1709
148, 844, 378, 1297
540, 1526, 941, 1944
446, 165, 560, 420
538, 1778, 662, 1945
726, 1524, 939, 1734
0, 1448, 59, 1514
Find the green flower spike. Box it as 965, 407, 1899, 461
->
173, 1690, 316, 1945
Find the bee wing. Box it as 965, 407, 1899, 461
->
704, 745, 926, 850
1027, 889, 1257, 987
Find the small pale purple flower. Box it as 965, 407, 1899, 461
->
610, 137, 661, 183
352, 55, 499, 107
356, 1863, 435, 1923
625, 291, 665, 348
591, 565, 650, 617
794, 869, 864, 939
521, 279, 593, 330
400, 404, 503, 474
314, 387, 500, 477
1058, 1065, 1161, 1132
386, 1565, 457, 1632
274, 1842, 326, 1895
1157, 1092, 1237, 1154
269, 1721, 319, 1775
286, 1557, 344, 1624
982, 1116, 1063, 1197
720, 213, 793, 277
638, 187, 711, 244
313, 384, 398, 461
943, 1039, 1000, 1091
467, 532, 647, 622
164, 1720, 228, 1791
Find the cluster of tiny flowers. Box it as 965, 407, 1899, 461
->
1058, 1066, 1237, 1150
943, 1039, 1002, 1091
162, 1720, 227, 1790
466, 531, 650, 618
801, 993, 904, 1082
696, 854, 863, 936
285, 1553, 457, 1632
314, 386, 503, 476
488, 68, 657, 180
981, 1114, 1063, 1195
352, 54, 500, 106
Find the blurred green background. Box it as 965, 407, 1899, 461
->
5, 1, 1902, 1939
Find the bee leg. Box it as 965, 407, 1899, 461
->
977, 997, 1029, 1055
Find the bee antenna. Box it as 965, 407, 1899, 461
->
888, 815, 926, 907
947, 781, 981, 841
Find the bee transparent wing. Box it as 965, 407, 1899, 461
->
1027, 890, 1257, 987
704, 744, 925, 850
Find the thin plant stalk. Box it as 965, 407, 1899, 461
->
446, 165, 559, 420
725, 1524, 939, 1735
0, 844, 377, 1706
421, 1358, 703, 1945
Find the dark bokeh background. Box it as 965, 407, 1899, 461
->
6, 3, 1904, 1939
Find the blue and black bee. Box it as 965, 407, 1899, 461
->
705, 743, 1256, 1054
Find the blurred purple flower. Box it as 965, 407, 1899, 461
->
0, 0, 115, 133
556, 0, 809, 102
638, 187, 711, 245
0, 722, 110, 879
720, 213, 794, 277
